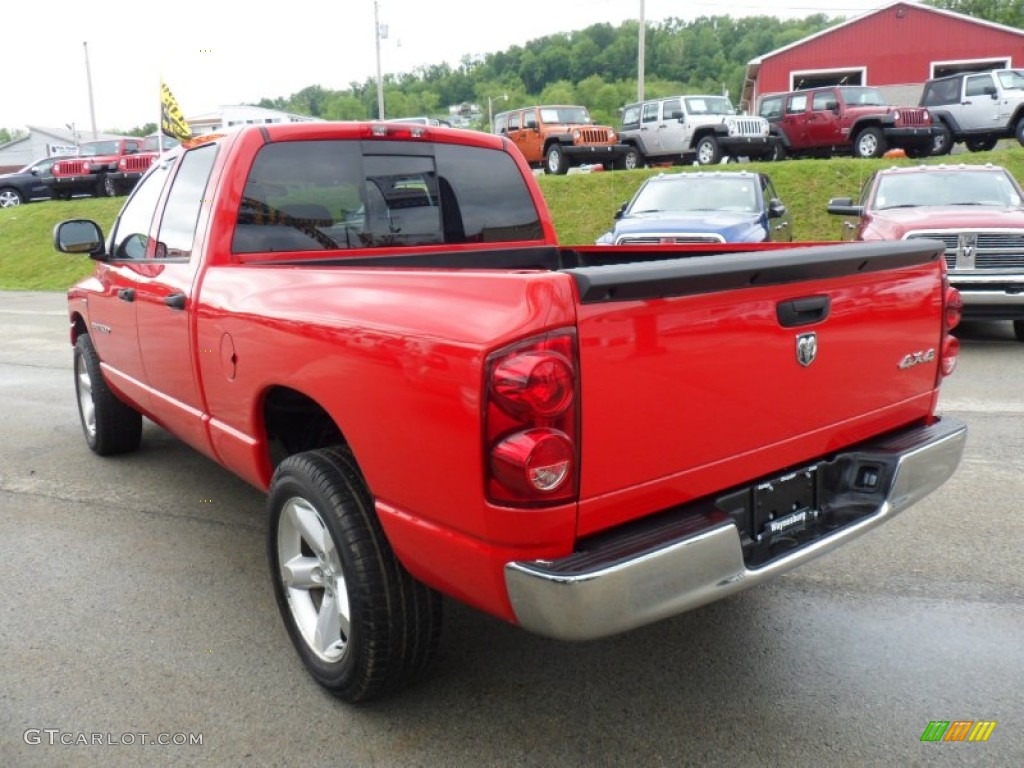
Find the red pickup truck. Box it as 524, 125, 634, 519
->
55, 122, 966, 702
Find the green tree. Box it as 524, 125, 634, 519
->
926, 0, 1024, 26
0, 127, 27, 145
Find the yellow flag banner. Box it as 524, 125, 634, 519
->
160, 81, 192, 142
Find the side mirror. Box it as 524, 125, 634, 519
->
984, 85, 997, 98
53, 219, 105, 258
614, 202, 628, 220
827, 101, 839, 112
768, 200, 787, 218
670, 110, 683, 119
826, 198, 864, 217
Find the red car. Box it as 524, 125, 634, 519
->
828, 163, 1024, 340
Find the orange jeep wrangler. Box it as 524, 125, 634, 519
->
494, 105, 629, 174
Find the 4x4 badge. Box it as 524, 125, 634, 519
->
796, 332, 817, 367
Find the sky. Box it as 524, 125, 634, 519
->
1, 0, 894, 135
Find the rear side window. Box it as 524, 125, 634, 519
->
233, 140, 543, 253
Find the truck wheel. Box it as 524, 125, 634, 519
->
619, 147, 642, 171
965, 137, 998, 153
854, 127, 886, 158
267, 446, 442, 702
0, 187, 23, 208
931, 123, 953, 156
770, 142, 787, 162
73, 334, 142, 455
1014, 320, 1024, 342
545, 144, 568, 175
696, 136, 722, 165
103, 176, 119, 196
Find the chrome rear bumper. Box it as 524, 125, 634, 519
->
505, 417, 967, 640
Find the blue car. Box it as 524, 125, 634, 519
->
596, 170, 792, 245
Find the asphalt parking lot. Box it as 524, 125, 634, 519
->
1, 290, 1021, 767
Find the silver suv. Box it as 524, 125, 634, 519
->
921, 69, 1024, 155
618, 95, 775, 168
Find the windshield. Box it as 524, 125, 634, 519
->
683, 97, 734, 116
539, 107, 590, 124
875, 171, 1022, 209
997, 70, 1024, 90
629, 177, 758, 214
841, 87, 887, 107
79, 141, 121, 156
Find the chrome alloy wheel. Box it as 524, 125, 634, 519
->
277, 497, 351, 662
75, 350, 97, 440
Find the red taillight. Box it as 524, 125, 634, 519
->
944, 286, 963, 331
485, 330, 578, 506
491, 429, 573, 495
492, 352, 573, 419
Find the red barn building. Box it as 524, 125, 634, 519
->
740, 1, 1024, 111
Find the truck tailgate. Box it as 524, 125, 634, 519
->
564, 240, 946, 536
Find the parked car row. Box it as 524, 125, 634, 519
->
0, 135, 178, 207
595, 161, 1024, 342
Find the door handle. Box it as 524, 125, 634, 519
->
117, 288, 134, 302
164, 292, 186, 310
777, 296, 830, 327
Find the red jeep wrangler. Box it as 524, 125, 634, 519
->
759, 86, 937, 160
46, 138, 147, 198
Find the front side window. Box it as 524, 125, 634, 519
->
110, 159, 174, 259
786, 95, 808, 114
155, 144, 218, 260
642, 103, 659, 123
965, 74, 994, 97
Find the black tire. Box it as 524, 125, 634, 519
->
1014, 320, 1024, 342
0, 186, 24, 208
854, 127, 886, 158
905, 147, 929, 159
931, 122, 953, 156
1016, 118, 1024, 147
267, 446, 442, 702
103, 176, 119, 196
544, 144, 568, 175
695, 136, 722, 165
73, 334, 142, 455
770, 141, 787, 162
965, 137, 998, 153
619, 146, 643, 171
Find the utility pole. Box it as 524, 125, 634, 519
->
83, 42, 98, 139
374, 2, 386, 120
637, 0, 645, 102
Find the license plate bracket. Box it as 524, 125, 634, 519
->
753, 467, 818, 544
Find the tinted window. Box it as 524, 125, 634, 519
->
812, 92, 836, 111
662, 99, 681, 119
155, 144, 217, 260
110, 160, 173, 259
786, 95, 807, 114
965, 74, 994, 97
233, 140, 542, 253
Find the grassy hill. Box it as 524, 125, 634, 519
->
3, 149, 1021, 291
